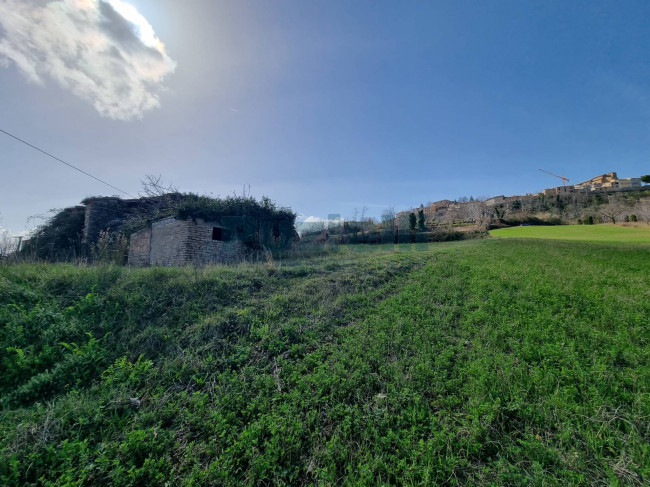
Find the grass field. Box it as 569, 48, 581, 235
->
1, 238, 649, 485
490, 223, 650, 242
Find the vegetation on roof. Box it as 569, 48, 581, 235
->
174, 194, 296, 223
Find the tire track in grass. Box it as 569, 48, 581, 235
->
287, 241, 649, 485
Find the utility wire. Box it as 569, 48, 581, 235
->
0, 128, 137, 198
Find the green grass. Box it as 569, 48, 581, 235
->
490, 224, 650, 242
1, 239, 649, 485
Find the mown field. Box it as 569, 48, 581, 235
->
490, 224, 650, 243
1, 238, 649, 486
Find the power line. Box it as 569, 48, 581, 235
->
0, 128, 137, 198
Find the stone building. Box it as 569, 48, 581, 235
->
574, 172, 618, 191
485, 195, 506, 206
19, 193, 296, 264
128, 216, 293, 266
602, 178, 642, 191
543, 185, 576, 196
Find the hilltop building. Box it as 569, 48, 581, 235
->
543, 172, 642, 196
485, 196, 506, 205
603, 178, 642, 190
543, 185, 577, 196
389, 170, 649, 229
574, 172, 618, 191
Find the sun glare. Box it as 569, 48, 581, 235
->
104, 0, 159, 48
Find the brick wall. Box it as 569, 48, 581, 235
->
186, 221, 247, 265
128, 218, 253, 266
150, 218, 191, 266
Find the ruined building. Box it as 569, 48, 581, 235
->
23, 194, 296, 265
128, 215, 294, 266
81, 195, 181, 246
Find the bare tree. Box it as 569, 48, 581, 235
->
135, 174, 184, 224
359, 206, 370, 239
0, 213, 14, 258
381, 206, 396, 228
381, 206, 397, 243
360, 206, 368, 221
464, 201, 490, 229
139, 174, 179, 197
441, 206, 459, 229
346, 208, 362, 240
598, 198, 628, 224
636, 200, 650, 224
0, 227, 15, 258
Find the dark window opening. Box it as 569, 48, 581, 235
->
212, 227, 222, 241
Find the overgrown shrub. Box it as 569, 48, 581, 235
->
92, 230, 128, 265
20, 207, 85, 261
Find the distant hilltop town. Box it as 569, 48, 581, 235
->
397, 171, 650, 228
485, 171, 643, 205
298, 170, 648, 247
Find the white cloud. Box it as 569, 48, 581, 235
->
301, 216, 344, 224
0, 0, 176, 120
296, 215, 344, 235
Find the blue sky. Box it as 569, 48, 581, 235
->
1, 0, 649, 233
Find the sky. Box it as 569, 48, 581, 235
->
1, 0, 649, 234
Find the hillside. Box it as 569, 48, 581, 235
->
1, 238, 649, 485
398, 185, 650, 230
491, 223, 650, 243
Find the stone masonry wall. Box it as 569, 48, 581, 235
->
83, 198, 123, 245
128, 228, 151, 266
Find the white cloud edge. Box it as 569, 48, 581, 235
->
0, 0, 177, 121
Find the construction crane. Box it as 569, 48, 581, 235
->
539, 169, 570, 186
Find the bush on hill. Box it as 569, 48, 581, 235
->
20, 207, 86, 261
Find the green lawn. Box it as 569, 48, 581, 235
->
490, 224, 650, 242
1, 239, 649, 485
